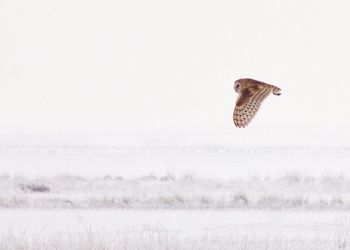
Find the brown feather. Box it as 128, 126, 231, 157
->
233, 78, 281, 128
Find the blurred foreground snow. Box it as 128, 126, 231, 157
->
0, 137, 349, 249
1, 209, 350, 250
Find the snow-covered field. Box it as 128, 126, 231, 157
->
0, 144, 349, 179
0, 139, 350, 249
3, 174, 350, 210
1, 209, 350, 250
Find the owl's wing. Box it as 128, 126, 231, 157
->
233, 84, 273, 128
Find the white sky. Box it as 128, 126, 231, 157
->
0, 0, 349, 145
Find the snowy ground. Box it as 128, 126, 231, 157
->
0, 144, 349, 179
0, 139, 349, 249
3, 174, 350, 210
1, 209, 350, 249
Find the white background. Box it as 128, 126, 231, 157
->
1, 0, 349, 145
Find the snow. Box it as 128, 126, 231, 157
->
0, 141, 349, 249
0, 209, 350, 249
0, 145, 349, 179
2, 174, 350, 210
1, 209, 348, 238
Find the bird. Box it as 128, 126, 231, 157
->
233, 78, 281, 128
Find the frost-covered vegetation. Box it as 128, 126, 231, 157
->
1, 173, 350, 210
0, 228, 349, 250
0, 144, 349, 249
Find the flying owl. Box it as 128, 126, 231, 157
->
233, 78, 281, 128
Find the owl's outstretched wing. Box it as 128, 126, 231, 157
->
233, 84, 273, 128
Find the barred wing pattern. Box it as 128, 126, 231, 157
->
233, 83, 275, 128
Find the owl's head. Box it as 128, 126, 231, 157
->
234, 79, 244, 93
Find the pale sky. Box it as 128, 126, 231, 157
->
0, 0, 349, 145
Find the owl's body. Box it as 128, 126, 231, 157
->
233, 78, 281, 128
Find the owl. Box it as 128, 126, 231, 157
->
233, 78, 281, 128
